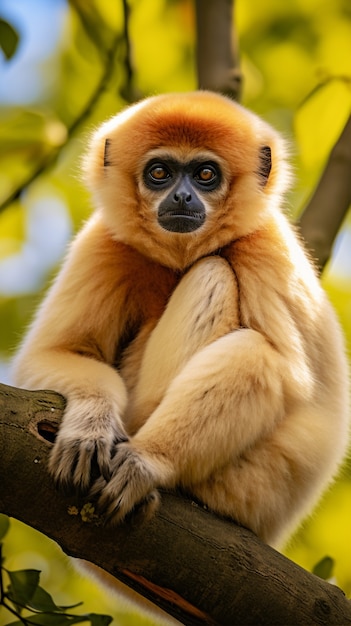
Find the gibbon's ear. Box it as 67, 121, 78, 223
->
104, 138, 112, 167
258, 145, 272, 186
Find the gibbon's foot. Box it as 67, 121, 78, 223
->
48, 416, 129, 495
91, 443, 160, 524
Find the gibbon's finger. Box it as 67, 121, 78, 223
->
92, 426, 129, 481
72, 440, 99, 495
91, 437, 112, 482
48, 437, 81, 494
49, 437, 105, 495
125, 490, 160, 526
96, 446, 157, 522
103, 490, 160, 526
89, 475, 107, 500
111, 434, 129, 456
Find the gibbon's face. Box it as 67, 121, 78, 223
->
141, 151, 223, 234
83, 92, 288, 269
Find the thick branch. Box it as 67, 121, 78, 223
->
0, 383, 351, 625
299, 113, 351, 271
195, 0, 242, 101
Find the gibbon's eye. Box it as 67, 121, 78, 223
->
148, 163, 171, 183
193, 163, 220, 189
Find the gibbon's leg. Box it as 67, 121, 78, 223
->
95, 256, 290, 524
125, 255, 241, 435
92, 254, 240, 522
190, 401, 346, 547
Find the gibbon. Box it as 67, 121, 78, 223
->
12, 91, 349, 548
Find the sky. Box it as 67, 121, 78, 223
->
0, 0, 66, 103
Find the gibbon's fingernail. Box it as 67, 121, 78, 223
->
105, 507, 123, 526
101, 505, 115, 525
88, 478, 105, 501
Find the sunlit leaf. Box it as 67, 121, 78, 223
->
88, 614, 113, 626
0, 18, 19, 60
8, 614, 112, 625
26, 584, 60, 612
0, 203, 25, 259
68, 0, 114, 50
7, 568, 41, 607
11, 615, 72, 625
295, 79, 351, 168
0, 513, 10, 540
312, 556, 335, 580
28, 585, 82, 613
0, 109, 67, 154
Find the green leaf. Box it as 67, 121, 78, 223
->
11, 614, 112, 625
312, 556, 335, 580
28, 585, 82, 612
88, 614, 113, 626
0, 514, 10, 540
0, 18, 19, 60
12, 615, 72, 625
295, 78, 351, 168
7, 568, 41, 607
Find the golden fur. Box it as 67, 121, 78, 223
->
13, 91, 349, 548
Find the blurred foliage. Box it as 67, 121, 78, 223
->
0, 19, 19, 61
0, 0, 350, 623
312, 555, 334, 581
0, 524, 112, 626
0, 518, 163, 626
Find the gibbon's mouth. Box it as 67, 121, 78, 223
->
158, 210, 205, 233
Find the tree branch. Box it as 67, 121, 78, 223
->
1, 382, 351, 626
0, 31, 123, 215
120, 0, 136, 103
299, 114, 351, 271
195, 0, 242, 101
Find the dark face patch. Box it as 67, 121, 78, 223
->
143, 156, 222, 233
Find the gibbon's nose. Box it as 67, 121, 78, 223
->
173, 190, 192, 206
172, 178, 193, 207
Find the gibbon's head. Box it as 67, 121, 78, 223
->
83, 92, 290, 269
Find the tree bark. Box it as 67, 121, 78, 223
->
299, 114, 351, 272
195, 0, 242, 101
1, 382, 351, 626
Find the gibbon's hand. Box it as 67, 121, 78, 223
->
48, 400, 129, 495
91, 442, 160, 524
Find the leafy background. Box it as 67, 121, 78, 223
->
0, 0, 350, 624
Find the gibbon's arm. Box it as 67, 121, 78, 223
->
93, 252, 314, 524
12, 215, 135, 491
